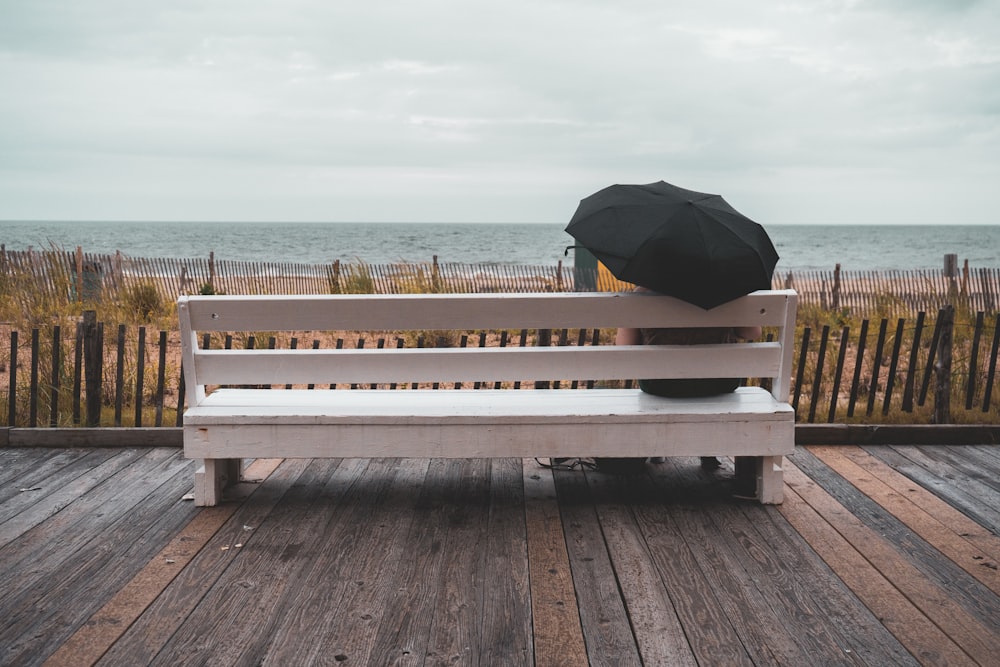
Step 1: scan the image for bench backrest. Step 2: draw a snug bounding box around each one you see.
[178,290,798,406]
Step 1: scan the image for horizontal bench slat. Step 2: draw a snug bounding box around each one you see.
[192,343,783,385]
[181,291,796,332]
[185,387,793,423]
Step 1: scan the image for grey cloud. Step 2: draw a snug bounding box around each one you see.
[1,0,998,223]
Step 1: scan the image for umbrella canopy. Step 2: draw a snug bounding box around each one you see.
[566,180,779,308]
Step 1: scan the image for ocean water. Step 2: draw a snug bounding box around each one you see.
[2,220,998,272]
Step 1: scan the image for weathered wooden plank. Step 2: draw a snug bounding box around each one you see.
[423,459,493,666]
[360,459,480,665]
[5,427,182,448]
[794,448,1000,641]
[6,457,196,666]
[0,448,93,506]
[850,446,1000,560]
[522,460,588,667]
[781,459,991,664]
[913,444,1000,505]
[477,458,533,665]
[629,467,755,666]
[0,448,123,537]
[809,445,1000,595]
[148,457,355,666]
[262,458,434,666]
[728,469,920,666]
[579,470,697,666]
[868,445,1000,533]
[41,471,268,667]
[655,459,822,665]
[898,444,1000,515]
[671,457,897,665]
[795,424,1000,446]
[97,458,311,665]
[970,442,1000,468]
[552,470,642,665]
[0,448,148,548]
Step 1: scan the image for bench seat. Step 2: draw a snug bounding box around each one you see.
[184,387,793,458]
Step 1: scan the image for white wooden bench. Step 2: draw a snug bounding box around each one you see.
[178,290,798,506]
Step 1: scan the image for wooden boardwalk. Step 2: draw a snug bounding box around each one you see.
[2,444,999,666]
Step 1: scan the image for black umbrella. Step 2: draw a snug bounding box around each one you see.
[565,180,779,308]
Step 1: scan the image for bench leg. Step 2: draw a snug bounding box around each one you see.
[755,455,785,504]
[194,458,242,507]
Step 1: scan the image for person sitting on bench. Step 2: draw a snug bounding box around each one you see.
[600,287,762,477]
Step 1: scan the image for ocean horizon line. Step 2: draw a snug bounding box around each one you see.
[3,219,999,226]
[4,220,999,271]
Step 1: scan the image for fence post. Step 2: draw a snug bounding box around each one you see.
[50,325,61,427]
[981,267,996,313]
[83,310,102,427]
[135,326,146,426]
[30,329,39,427]
[535,329,552,389]
[8,330,17,426]
[933,304,954,424]
[792,327,810,416]
[73,322,83,425]
[75,246,84,303]
[966,311,984,410]
[207,251,216,294]
[832,264,841,311]
[329,260,341,294]
[944,254,959,309]
[808,325,829,423]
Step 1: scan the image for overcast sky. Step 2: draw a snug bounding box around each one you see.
[1,0,998,225]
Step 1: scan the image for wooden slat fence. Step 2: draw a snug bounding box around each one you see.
[778,265,1000,314]
[3,246,998,315]
[2,310,998,429]
[790,307,1000,424]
